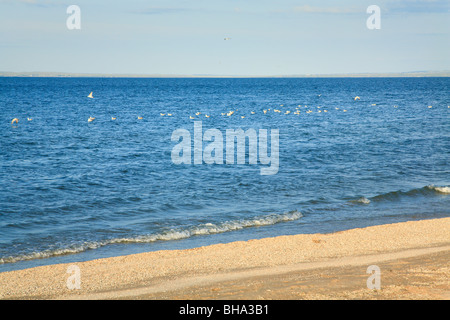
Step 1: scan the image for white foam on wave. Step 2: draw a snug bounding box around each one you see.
[1,210,303,264]
[0,242,104,264]
[350,197,371,205]
[120,210,303,243]
[427,185,450,194]
[192,210,303,235]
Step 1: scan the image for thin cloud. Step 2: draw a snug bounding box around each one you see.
[132,7,190,15]
[0,0,66,8]
[385,0,449,13]
[293,5,361,14]
[291,1,449,16]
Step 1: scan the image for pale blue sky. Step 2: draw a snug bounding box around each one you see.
[0,0,449,75]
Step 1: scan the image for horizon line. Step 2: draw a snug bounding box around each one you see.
[1,70,449,78]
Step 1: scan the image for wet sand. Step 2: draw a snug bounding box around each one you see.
[0,217,449,300]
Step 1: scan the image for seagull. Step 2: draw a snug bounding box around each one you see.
[190,116,195,119]
[354,96,360,101]
[87,92,93,99]
[11,118,19,124]
[138,116,143,120]
[167,113,172,116]
[160,113,165,116]
[196,112,201,116]
[111,117,116,120]
[205,115,210,118]
[428,106,432,108]
[27,117,32,121]
[88,116,95,122]
[224,37,231,40]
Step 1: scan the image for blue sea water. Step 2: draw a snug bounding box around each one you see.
[0,77,449,273]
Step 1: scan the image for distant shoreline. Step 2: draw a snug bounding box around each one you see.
[1,71,449,78]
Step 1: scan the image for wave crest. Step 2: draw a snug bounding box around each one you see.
[427,185,450,194]
[347,184,448,206]
[350,197,371,205]
[114,210,303,243]
[370,185,450,202]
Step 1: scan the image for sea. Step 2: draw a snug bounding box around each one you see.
[0,77,449,273]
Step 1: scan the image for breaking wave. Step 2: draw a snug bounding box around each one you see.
[370,185,450,202]
[349,197,371,205]
[347,185,448,205]
[430,186,450,194]
[0,210,302,264]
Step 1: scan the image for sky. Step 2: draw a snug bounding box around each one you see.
[0,0,449,76]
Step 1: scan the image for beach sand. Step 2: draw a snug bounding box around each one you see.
[0,217,449,300]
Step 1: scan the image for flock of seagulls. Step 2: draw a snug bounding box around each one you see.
[184,99,447,120]
[9,93,448,125]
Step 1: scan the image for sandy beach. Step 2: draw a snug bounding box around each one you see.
[0,217,449,300]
